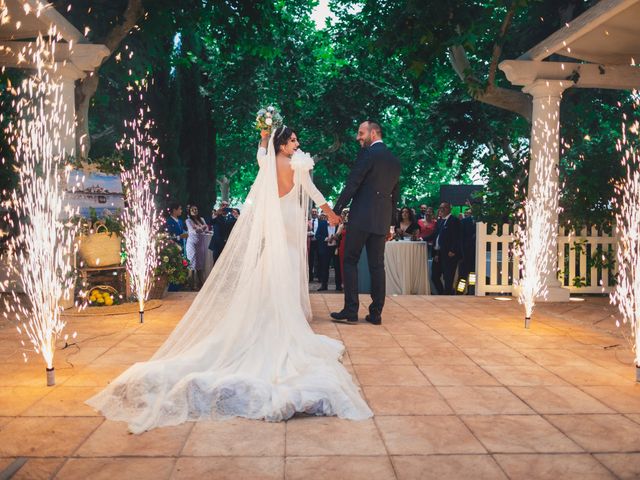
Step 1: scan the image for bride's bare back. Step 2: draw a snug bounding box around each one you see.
[276,154,295,197]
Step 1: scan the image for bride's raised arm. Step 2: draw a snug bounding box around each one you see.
[257,130,270,167]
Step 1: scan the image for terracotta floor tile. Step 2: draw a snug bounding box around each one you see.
[182,418,285,456]
[353,365,429,386]
[418,365,499,386]
[22,386,101,416]
[461,348,535,367]
[594,453,640,480]
[363,386,453,415]
[375,415,485,455]
[391,334,451,348]
[0,387,49,416]
[285,456,395,480]
[0,417,102,456]
[76,420,192,457]
[7,458,65,480]
[62,365,129,387]
[393,455,507,480]
[286,417,386,456]
[582,385,640,413]
[56,458,175,480]
[519,348,595,366]
[545,414,640,452]
[340,334,400,348]
[511,386,613,414]
[348,347,413,365]
[494,454,616,479]
[482,365,568,386]
[462,415,582,453]
[172,457,284,480]
[437,386,533,414]
[545,364,632,386]
[404,347,475,366]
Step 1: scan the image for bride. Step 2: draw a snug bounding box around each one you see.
[86,125,373,433]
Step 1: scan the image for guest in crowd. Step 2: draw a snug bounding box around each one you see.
[166,203,188,251]
[395,206,420,240]
[165,202,188,291]
[231,208,240,219]
[326,218,342,291]
[308,208,320,281]
[208,201,236,265]
[335,209,349,291]
[185,205,208,291]
[418,206,437,254]
[417,204,428,220]
[315,213,330,291]
[460,207,476,286]
[428,202,461,295]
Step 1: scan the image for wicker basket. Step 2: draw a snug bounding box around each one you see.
[87,284,119,307]
[78,224,122,267]
[148,275,169,299]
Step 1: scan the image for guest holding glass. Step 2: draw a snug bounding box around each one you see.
[186,205,208,291]
[418,206,437,254]
[395,206,420,240]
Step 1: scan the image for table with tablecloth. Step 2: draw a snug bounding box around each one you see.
[384,240,430,295]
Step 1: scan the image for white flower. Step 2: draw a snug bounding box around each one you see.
[267,106,275,113]
[265,118,273,125]
[266,112,272,118]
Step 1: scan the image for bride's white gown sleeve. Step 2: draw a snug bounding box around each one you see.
[86,133,372,433]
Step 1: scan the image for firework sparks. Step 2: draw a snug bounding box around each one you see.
[515,100,561,328]
[2,30,79,385]
[611,91,640,374]
[117,82,162,323]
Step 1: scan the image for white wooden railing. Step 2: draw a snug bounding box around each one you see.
[475,223,618,296]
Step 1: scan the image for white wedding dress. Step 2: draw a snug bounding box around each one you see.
[86,133,372,433]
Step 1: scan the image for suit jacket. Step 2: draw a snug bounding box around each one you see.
[461,216,476,252]
[430,215,462,258]
[208,213,236,252]
[315,220,329,254]
[166,216,186,250]
[333,142,401,236]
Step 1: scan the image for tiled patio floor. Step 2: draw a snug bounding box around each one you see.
[1,293,639,479]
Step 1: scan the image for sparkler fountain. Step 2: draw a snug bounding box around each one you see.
[515,81,565,328]
[611,93,640,381]
[117,83,162,324]
[2,30,79,386]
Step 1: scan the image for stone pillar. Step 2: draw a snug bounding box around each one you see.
[522,79,570,302]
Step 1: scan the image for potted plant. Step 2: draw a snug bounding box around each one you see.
[149,235,190,299]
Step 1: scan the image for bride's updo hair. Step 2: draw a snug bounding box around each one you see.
[273,126,296,153]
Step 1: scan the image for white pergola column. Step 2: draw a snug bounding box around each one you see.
[522,79,570,302]
[45,63,84,160]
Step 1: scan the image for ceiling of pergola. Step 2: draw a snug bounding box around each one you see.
[520,0,640,66]
[0,0,82,43]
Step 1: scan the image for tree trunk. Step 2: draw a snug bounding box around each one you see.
[217,176,231,202]
[74,0,144,160]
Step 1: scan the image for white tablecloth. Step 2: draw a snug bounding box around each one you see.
[385,240,430,295]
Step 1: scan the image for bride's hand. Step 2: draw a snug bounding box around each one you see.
[260,129,270,139]
[327,212,341,227]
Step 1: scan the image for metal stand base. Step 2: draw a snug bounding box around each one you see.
[139,311,144,324]
[524,317,531,329]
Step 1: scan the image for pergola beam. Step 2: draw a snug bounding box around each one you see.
[520,0,640,61]
[500,60,640,90]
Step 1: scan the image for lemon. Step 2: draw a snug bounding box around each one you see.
[96,297,105,304]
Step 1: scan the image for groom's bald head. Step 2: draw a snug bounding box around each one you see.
[357,120,383,148]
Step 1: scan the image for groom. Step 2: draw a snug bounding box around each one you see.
[331,121,400,325]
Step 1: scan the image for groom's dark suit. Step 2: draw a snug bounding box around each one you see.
[333,141,401,320]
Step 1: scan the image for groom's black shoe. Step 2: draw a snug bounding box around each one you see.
[331,311,358,324]
[365,314,382,325]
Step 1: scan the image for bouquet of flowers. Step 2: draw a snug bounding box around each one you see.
[154,234,190,284]
[255,105,283,133]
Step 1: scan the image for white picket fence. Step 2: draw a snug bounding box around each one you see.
[475,223,618,296]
